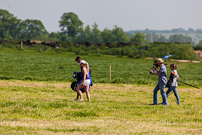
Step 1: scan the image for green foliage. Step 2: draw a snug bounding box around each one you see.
[169,34,192,43]
[20,19,48,39]
[130,32,147,45]
[111,25,129,42]
[194,45,202,50]
[0,9,21,40]
[101,28,113,43]
[91,22,101,43]
[59,12,83,38]
[0,40,199,61]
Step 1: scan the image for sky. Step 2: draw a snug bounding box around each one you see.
[0,0,202,33]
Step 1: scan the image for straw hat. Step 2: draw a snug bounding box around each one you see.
[156,58,164,64]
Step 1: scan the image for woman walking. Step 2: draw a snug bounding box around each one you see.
[75,60,91,101]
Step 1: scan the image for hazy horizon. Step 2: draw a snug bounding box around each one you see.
[1,0,202,33]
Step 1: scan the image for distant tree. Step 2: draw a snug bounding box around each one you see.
[169,34,192,43]
[74,27,85,42]
[195,29,202,34]
[158,34,168,42]
[130,32,147,45]
[20,19,47,39]
[59,12,83,38]
[59,33,69,41]
[91,22,101,43]
[152,33,159,42]
[198,40,202,46]
[0,9,21,39]
[194,40,202,50]
[101,28,113,43]
[75,25,92,42]
[49,32,60,39]
[111,25,129,42]
[188,28,195,32]
[84,25,92,42]
[146,34,152,43]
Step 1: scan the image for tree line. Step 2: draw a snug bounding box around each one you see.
[0,9,202,48]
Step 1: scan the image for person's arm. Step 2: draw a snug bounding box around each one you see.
[83,67,87,84]
[177,75,180,79]
[152,68,159,77]
[171,70,177,76]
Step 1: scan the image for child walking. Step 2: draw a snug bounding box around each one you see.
[166,63,180,105]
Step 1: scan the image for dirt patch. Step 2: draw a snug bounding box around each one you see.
[146,58,200,63]
[170,59,200,63]
[194,50,202,59]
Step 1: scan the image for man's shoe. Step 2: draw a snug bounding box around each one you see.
[149,103,158,105]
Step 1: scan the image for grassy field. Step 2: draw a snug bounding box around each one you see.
[0,48,201,134]
[0,48,202,86]
[0,80,201,134]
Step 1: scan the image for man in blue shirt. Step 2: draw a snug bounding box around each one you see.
[152,58,168,106]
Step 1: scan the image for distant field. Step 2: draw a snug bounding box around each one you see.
[0,48,202,87]
[0,80,201,134]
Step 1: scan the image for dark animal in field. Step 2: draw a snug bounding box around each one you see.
[0,40,8,44]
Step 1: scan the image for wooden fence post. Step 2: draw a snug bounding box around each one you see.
[20,41,23,49]
[110,65,111,80]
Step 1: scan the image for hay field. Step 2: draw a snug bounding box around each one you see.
[0,80,201,134]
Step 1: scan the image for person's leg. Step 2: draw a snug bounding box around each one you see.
[166,86,173,97]
[173,87,180,105]
[84,85,90,101]
[160,83,168,106]
[76,83,84,101]
[153,83,159,105]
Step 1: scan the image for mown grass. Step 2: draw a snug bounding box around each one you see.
[0,48,202,87]
[0,80,201,134]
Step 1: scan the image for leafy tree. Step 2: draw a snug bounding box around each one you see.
[0,9,21,39]
[84,25,92,42]
[91,22,101,43]
[101,28,113,43]
[20,19,47,39]
[74,27,85,42]
[130,32,146,45]
[59,12,83,38]
[74,25,92,43]
[111,25,129,42]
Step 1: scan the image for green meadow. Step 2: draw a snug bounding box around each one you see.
[0,48,201,134]
[0,48,202,86]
